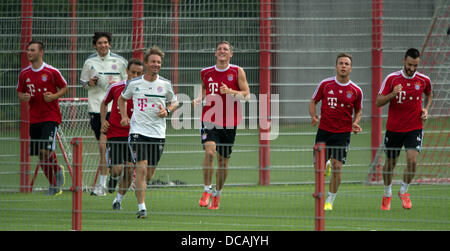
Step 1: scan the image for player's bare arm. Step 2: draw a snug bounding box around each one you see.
[17,92,31,102]
[376,84,402,107]
[100,100,110,133]
[309,99,319,126]
[352,109,362,134]
[157,100,179,118]
[193,80,206,106]
[219,67,250,101]
[118,95,130,127]
[43,86,68,103]
[88,76,98,87]
[421,91,433,121]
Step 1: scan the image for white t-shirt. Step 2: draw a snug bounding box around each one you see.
[121,75,177,139]
[80,51,128,113]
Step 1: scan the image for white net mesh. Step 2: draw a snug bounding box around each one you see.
[58,98,99,189]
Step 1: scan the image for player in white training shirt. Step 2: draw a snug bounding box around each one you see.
[80,32,128,196]
[119,46,178,219]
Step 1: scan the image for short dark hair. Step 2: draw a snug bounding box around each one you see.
[93,31,112,45]
[127,58,144,70]
[404,48,420,59]
[336,52,352,65]
[28,40,45,51]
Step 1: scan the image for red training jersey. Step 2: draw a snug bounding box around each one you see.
[17,63,67,125]
[379,70,432,132]
[201,64,242,127]
[103,80,133,138]
[312,76,363,133]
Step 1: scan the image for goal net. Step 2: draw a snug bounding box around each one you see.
[416,0,449,183]
[58,98,99,190]
[369,0,449,184]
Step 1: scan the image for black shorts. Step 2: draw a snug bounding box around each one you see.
[384,129,423,159]
[314,128,351,164]
[129,133,165,166]
[89,112,110,140]
[107,137,134,166]
[29,121,59,156]
[201,122,237,158]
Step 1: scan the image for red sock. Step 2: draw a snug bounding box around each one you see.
[40,152,59,186]
[48,151,60,172]
[39,160,54,186]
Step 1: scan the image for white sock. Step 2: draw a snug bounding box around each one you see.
[115,193,124,203]
[384,184,392,197]
[204,185,212,193]
[138,203,146,211]
[400,181,409,194]
[99,175,107,187]
[326,192,337,205]
[213,189,221,197]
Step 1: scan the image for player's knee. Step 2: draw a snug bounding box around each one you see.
[205,148,216,159]
[406,150,418,164]
[111,165,122,177]
[331,159,342,170]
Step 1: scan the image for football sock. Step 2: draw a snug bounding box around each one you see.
[99,175,107,188]
[115,193,124,203]
[384,184,392,197]
[138,203,146,211]
[40,153,58,186]
[40,163,54,186]
[399,181,409,194]
[204,185,212,193]
[326,192,337,205]
[213,189,222,197]
[48,151,60,172]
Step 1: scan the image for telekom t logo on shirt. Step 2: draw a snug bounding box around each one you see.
[27,84,36,96]
[137,98,148,111]
[209,83,218,95]
[327,97,337,108]
[396,91,407,104]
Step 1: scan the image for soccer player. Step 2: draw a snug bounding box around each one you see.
[193,41,250,210]
[377,48,433,210]
[17,40,68,196]
[309,53,363,211]
[100,59,144,209]
[118,46,178,218]
[80,31,128,196]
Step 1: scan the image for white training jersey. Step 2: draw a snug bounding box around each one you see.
[80,50,128,113]
[121,75,177,139]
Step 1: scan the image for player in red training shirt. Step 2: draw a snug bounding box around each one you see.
[17,40,68,196]
[193,41,250,210]
[377,48,432,211]
[309,53,363,211]
[100,59,144,210]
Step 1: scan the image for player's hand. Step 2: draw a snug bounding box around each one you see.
[101,120,110,133]
[352,123,362,134]
[421,108,428,121]
[219,82,230,95]
[157,104,168,118]
[88,76,98,86]
[192,97,202,106]
[311,115,319,126]
[392,84,402,95]
[19,93,31,102]
[43,92,56,102]
[120,117,130,127]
